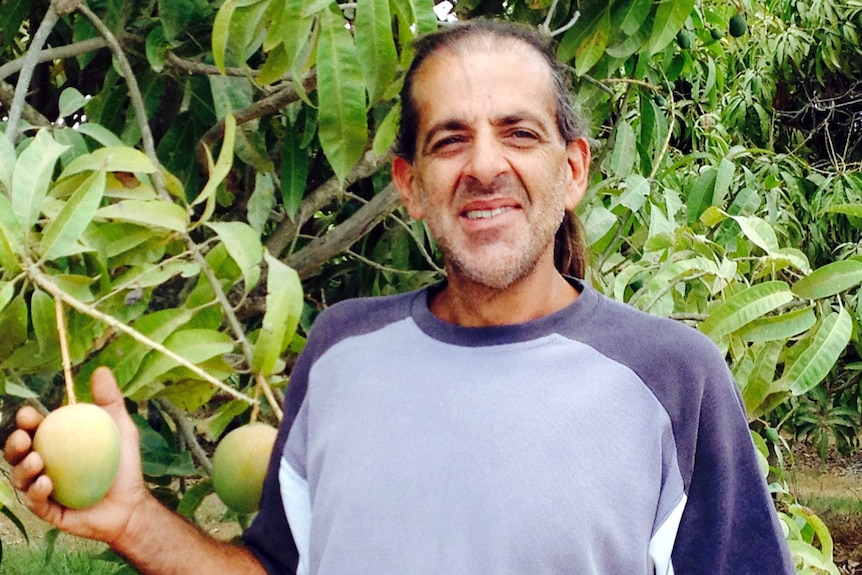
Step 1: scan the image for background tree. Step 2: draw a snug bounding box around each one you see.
[1,0,860,572]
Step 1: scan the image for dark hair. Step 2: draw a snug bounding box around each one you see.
[394,20,589,279]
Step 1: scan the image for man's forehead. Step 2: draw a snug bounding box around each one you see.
[410,39,557,120]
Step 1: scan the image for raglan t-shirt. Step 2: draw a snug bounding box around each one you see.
[243,279,795,574]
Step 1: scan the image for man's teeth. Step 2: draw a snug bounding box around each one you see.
[464,207,511,220]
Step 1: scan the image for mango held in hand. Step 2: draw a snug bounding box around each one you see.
[33,403,122,509]
[211,423,278,514]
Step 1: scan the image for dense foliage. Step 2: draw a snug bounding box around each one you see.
[1,0,860,572]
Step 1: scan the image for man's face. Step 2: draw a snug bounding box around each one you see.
[392,40,590,290]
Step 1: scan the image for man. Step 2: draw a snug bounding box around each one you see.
[5,19,794,575]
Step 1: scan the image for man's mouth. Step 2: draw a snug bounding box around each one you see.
[463,206,514,220]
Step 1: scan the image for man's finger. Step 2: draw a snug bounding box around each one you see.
[10,451,44,492]
[3,428,34,466]
[14,405,45,433]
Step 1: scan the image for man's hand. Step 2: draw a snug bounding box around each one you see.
[4,367,149,546]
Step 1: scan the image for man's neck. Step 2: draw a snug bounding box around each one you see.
[429,265,579,328]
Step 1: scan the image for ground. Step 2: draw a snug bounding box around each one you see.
[788,443,862,574]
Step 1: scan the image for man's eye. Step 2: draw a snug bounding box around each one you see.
[511,129,537,140]
[432,136,464,150]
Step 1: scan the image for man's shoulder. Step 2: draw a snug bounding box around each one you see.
[307,287,424,348]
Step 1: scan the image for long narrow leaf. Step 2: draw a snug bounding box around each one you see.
[251,252,303,376]
[11,130,69,229]
[317,7,369,181]
[792,260,862,300]
[206,221,263,293]
[355,0,397,104]
[699,281,794,340]
[96,200,189,232]
[40,168,107,259]
[786,308,853,395]
[646,0,696,56]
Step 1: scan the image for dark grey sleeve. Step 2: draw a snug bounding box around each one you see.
[669,356,795,574]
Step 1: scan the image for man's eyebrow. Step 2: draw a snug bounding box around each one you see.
[493,112,552,133]
[422,118,470,152]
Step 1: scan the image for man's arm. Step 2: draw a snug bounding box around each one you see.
[4,367,265,575]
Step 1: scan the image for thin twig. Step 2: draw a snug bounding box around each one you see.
[28,264,257,405]
[551,11,581,37]
[255,372,283,421]
[54,297,76,404]
[76,2,167,198]
[0,37,110,82]
[0,80,51,127]
[5,5,60,142]
[156,398,213,475]
[650,89,677,181]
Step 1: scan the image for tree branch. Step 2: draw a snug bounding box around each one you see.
[196,71,318,168]
[165,52,258,79]
[285,184,402,279]
[266,149,393,257]
[0,80,51,126]
[5,3,61,142]
[156,398,214,476]
[75,2,167,197]
[0,37,110,83]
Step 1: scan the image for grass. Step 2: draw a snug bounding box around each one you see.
[0,541,134,575]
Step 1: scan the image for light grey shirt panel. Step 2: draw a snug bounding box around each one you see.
[284,317,685,575]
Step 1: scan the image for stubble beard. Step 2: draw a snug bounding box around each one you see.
[421,178,567,291]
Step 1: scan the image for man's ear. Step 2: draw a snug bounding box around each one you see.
[564,137,591,210]
[392,156,425,219]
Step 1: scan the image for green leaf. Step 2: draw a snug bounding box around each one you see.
[58,147,156,180]
[251,252,303,376]
[0,281,15,314]
[58,87,88,118]
[0,505,29,544]
[574,9,611,76]
[713,157,735,207]
[699,281,795,340]
[126,329,236,398]
[686,168,716,224]
[786,308,853,395]
[96,200,189,232]
[177,479,214,519]
[792,260,862,300]
[615,0,652,35]
[646,0,696,55]
[206,221,263,293]
[40,168,106,259]
[742,341,783,415]
[355,0,398,104]
[822,203,862,218]
[737,306,817,343]
[0,293,28,359]
[12,130,70,229]
[280,127,309,220]
[372,102,400,157]
[134,414,197,477]
[270,0,314,74]
[212,0,235,73]
[301,0,335,17]
[192,114,236,219]
[606,119,636,178]
[317,7,369,181]
[158,0,211,43]
[730,215,780,255]
[156,379,216,412]
[0,194,22,272]
[74,122,127,148]
[146,26,171,73]
[0,134,14,193]
[30,289,57,357]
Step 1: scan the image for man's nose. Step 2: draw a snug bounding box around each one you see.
[463,133,510,186]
